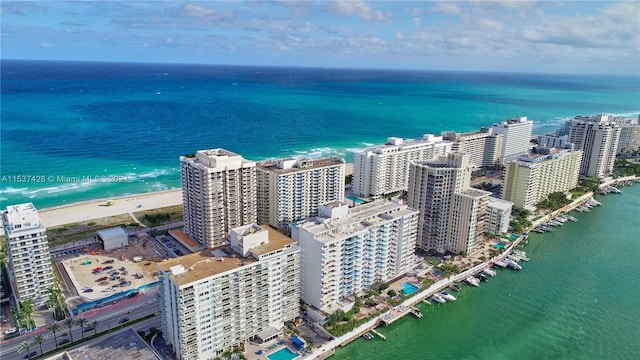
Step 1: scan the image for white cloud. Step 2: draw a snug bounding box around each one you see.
[182,3,233,21]
[430,2,462,15]
[329,0,385,21]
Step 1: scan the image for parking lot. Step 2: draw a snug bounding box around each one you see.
[61,254,158,301]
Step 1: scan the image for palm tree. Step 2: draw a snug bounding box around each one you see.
[64,318,75,342]
[76,318,87,339]
[49,323,60,349]
[20,299,35,330]
[18,339,33,359]
[92,320,98,336]
[33,335,44,356]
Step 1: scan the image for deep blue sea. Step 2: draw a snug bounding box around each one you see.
[1,60,639,209]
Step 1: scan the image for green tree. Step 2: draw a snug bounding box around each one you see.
[18,339,33,359]
[33,335,44,356]
[65,318,75,343]
[76,318,87,339]
[19,299,34,330]
[49,323,60,348]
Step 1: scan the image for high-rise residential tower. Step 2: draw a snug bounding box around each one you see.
[256,157,345,233]
[290,200,419,313]
[502,148,582,209]
[441,127,503,168]
[566,114,621,177]
[2,203,55,311]
[181,149,257,248]
[492,116,534,164]
[407,153,486,254]
[158,224,300,360]
[352,134,452,198]
[613,117,640,156]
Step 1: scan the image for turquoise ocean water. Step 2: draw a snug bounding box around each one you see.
[334,186,640,360]
[1,60,638,209]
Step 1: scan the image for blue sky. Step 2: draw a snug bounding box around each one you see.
[1,1,638,74]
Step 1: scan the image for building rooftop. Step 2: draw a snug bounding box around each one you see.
[458,188,492,198]
[487,197,514,210]
[46,328,159,360]
[158,226,295,286]
[2,202,44,234]
[296,200,418,242]
[97,227,127,240]
[356,134,451,155]
[257,157,345,174]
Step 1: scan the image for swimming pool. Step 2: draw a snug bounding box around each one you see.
[494,243,505,249]
[346,196,365,204]
[509,234,520,241]
[267,347,299,360]
[402,282,419,295]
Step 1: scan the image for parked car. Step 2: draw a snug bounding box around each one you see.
[82,288,94,293]
[103,266,113,271]
[58,339,70,346]
[96,276,108,282]
[4,327,17,335]
[1,315,8,323]
[23,351,37,359]
[102,259,115,264]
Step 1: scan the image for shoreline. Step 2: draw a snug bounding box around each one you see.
[307,182,640,359]
[36,189,183,229]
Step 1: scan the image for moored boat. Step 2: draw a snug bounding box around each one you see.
[363,332,374,340]
[431,293,447,303]
[507,260,522,270]
[465,276,480,286]
[439,290,457,301]
[482,268,497,277]
[449,283,461,292]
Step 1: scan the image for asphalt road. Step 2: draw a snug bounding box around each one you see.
[1,291,161,360]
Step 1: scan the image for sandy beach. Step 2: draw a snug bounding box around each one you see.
[37,189,183,228]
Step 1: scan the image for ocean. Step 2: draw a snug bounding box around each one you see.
[334,186,640,360]
[1,60,638,209]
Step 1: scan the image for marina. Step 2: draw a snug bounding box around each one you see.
[333,185,639,360]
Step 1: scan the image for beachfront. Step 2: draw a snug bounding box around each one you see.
[36,189,183,228]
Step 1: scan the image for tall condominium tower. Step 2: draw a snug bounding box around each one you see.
[441,127,503,168]
[566,115,621,177]
[290,200,419,313]
[449,189,492,255]
[407,153,477,254]
[181,149,257,248]
[256,157,345,233]
[502,148,582,209]
[352,134,452,197]
[158,224,300,360]
[2,203,54,311]
[492,116,534,164]
[613,117,640,156]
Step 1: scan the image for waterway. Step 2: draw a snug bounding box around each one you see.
[333,185,640,360]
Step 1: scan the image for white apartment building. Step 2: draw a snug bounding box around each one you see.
[158,224,300,360]
[352,134,452,197]
[290,200,419,313]
[502,148,583,209]
[441,127,503,168]
[1,203,54,311]
[448,189,492,255]
[486,197,513,235]
[613,117,640,155]
[407,153,473,254]
[538,133,570,149]
[492,116,534,164]
[256,157,345,233]
[566,114,621,177]
[181,149,257,248]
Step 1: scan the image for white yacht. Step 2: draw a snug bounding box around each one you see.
[439,290,457,301]
[465,276,480,287]
[507,260,522,270]
[482,268,497,277]
[431,293,447,303]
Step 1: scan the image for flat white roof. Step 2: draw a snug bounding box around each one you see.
[97,227,127,240]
